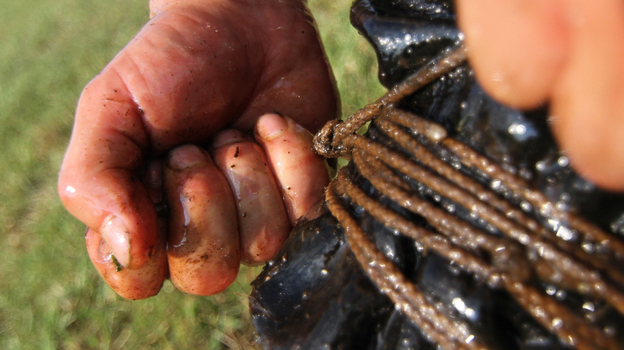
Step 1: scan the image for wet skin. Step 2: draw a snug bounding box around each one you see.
[58,0,336,299]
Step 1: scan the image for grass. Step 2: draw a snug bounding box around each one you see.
[0,0,383,348]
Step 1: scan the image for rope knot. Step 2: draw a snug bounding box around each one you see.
[313,119,345,158]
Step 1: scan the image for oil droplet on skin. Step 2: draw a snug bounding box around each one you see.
[174,195,190,249]
[181,195,191,227]
[174,235,187,249]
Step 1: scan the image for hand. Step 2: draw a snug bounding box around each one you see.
[456,0,624,190]
[58,0,338,299]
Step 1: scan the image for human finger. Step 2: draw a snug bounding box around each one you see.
[85,159,169,300]
[58,72,157,269]
[210,129,291,265]
[58,3,261,270]
[164,145,240,296]
[550,0,624,190]
[60,0,338,280]
[456,0,570,109]
[255,113,331,223]
[85,225,168,300]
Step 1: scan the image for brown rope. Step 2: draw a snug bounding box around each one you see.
[387,107,624,286]
[329,176,487,350]
[373,116,624,310]
[313,45,467,158]
[317,46,623,350]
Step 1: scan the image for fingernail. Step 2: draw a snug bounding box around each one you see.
[212,129,245,148]
[168,145,206,170]
[256,113,288,140]
[100,216,131,268]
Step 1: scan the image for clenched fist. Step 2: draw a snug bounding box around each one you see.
[58,0,338,299]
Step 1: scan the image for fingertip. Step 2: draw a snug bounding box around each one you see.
[86,228,167,300]
[58,165,159,270]
[167,144,209,170]
[552,100,624,192]
[457,0,569,109]
[211,132,291,265]
[255,113,289,141]
[255,114,329,223]
[164,144,241,296]
[100,216,131,268]
[242,225,289,265]
[548,0,624,191]
[557,139,624,192]
[212,129,247,149]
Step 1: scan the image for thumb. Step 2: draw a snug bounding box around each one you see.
[58,71,156,269]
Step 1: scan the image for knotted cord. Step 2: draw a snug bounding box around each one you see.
[314,45,623,350]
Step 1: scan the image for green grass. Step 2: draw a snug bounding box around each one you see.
[0,0,383,348]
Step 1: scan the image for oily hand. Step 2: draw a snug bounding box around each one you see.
[58,0,337,299]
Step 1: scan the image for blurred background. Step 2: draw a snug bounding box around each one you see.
[0,0,383,348]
